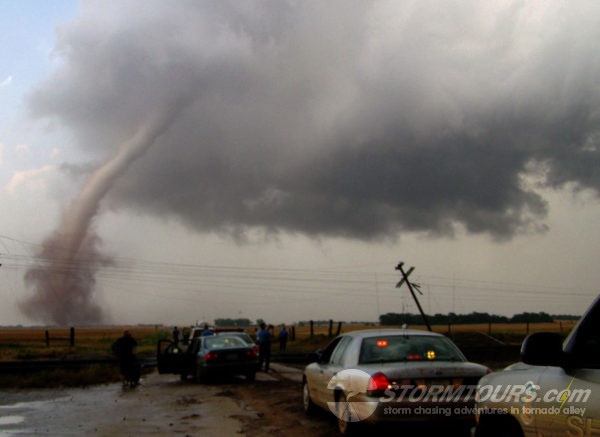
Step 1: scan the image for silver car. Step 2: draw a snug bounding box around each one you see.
[302,329,490,435]
[475,294,600,437]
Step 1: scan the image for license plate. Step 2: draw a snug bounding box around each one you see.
[428,380,450,388]
[226,353,238,361]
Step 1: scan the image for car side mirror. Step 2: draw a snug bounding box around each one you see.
[521,332,565,367]
[315,349,324,363]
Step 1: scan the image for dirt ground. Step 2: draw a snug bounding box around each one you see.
[0,367,475,436]
[228,371,338,437]
[0,368,337,437]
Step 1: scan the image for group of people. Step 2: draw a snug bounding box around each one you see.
[172,324,214,344]
[170,322,290,373]
[113,322,290,384]
[256,323,289,372]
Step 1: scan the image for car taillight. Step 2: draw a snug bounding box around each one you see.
[367,372,391,394]
[452,378,463,390]
[205,352,218,360]
[246,349,257,357]
[253,345,259,355]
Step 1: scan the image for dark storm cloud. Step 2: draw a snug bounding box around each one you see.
[30,0,600,240]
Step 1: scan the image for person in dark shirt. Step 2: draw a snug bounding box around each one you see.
[256,323,274,372]
[201,324,214,336]
[278,325,288,352]
[112,330,138,385]
[172,326,180,344]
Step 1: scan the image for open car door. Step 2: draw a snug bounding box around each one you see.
[157,340,186,374]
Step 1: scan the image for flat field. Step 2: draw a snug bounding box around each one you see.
[0,326,168,361]
[0,320,578,362]
[0,321,578,386]
[289,319,577,338]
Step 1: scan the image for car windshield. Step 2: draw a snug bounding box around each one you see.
[204,336,247,349]
[359,335,464,364]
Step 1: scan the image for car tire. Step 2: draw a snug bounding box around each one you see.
[302,379,317,415]
[246,371,256,382]
[180,373,187,381]
[336,393,360,436]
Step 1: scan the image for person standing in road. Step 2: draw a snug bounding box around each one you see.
[256,323,274,372]
[172,326,180,344]
[278,325,288,352]
[112,330,138,386]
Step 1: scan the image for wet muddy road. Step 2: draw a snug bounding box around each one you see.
[0,369,336,437]
[0,367,472,436]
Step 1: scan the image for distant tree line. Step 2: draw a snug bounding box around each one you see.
[550,314,580,321]
[379,311,574,326]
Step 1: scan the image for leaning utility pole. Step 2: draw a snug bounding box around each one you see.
[395,262,432,331]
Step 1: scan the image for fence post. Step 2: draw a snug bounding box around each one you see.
[336,321,342,336]
[310,320,314,338]
[291,326,296,341]
[70,327,75,347]
[328,319,333,337]
[45,330,50,347]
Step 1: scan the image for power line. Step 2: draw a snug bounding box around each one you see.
[1,234,597,314]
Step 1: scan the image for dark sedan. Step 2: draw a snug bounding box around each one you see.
[157,333,258,381]
[197,335,258,381]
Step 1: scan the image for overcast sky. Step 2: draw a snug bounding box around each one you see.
[1,1,599,326]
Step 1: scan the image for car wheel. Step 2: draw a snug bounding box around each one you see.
[336,393,359,436]
[302,379,317,415]
[180,373,187,381]
[246,371,256,382]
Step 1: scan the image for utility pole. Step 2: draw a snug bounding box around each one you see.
[395,262,432,332]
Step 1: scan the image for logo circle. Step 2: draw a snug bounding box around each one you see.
[326,369,379,422]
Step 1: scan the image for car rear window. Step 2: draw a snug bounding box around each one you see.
[231,333,253,344]
[204,336,247,349]
[359,335,464,364]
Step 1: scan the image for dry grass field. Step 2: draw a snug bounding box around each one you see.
[0,321,579,386]
[290,319,578,337]
[0,326,168,387]
[0,325,168,361]
[0,320,579,362]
